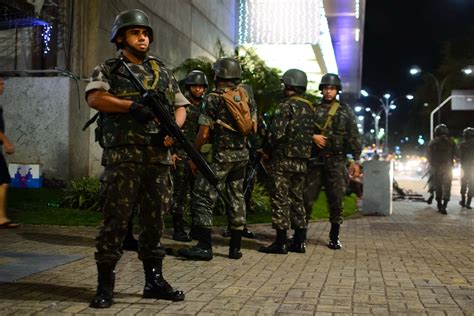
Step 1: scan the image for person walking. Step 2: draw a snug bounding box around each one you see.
[427,124,457,214]
[0,77,19,229]
[459,127,474,209]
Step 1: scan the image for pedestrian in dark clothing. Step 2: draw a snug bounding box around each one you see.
[459,127,474,209]
[426,124,457,214]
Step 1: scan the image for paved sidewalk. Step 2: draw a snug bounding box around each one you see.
[0,195,473,314]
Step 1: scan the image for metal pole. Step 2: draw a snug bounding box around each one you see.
[429,95,474,140]
[374,115,379,150]
[385,107,389,153]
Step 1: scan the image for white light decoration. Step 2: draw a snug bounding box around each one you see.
[238,0,321,45]
[41,24,52,54]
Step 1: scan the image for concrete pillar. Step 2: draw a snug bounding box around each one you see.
[362,160,393,216]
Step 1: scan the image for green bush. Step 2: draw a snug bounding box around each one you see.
[61,177,101,211]
[250,183,271,214]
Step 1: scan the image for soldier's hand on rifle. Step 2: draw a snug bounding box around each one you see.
[257,149,269,160]
[312,134,327,149]
[171,153,181,169]
[163,135,175,148]
[129,102,155,123]
[188,160,198,175]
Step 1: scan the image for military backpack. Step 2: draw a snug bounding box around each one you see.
[211,85,253,136]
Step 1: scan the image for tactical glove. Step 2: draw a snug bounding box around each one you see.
[129,102,155,123]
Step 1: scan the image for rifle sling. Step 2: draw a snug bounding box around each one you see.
[82,112,100,131]
[315,102,340,135]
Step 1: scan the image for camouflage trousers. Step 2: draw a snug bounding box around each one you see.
[95,163,172,263]
[432,164,453,201]
[170,156,195,216]
[269,169,306,230]
[191,160,248,230]
[460,166,473,199]
[303,155,347,225]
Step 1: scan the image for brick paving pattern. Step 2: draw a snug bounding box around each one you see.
[0,184,473,315]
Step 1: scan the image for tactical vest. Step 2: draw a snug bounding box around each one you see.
[460,139,474,166]
[175,94,201,153]
[97,57,175,148]
[429,135,455,165]
[314,100,346,154]
[283,96,314,159]
[211,87,248,150]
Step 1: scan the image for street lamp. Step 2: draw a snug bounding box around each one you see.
[409,65,473,123]
[360,90,413,153]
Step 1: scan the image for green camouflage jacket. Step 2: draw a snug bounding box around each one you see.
[313,100,361,160]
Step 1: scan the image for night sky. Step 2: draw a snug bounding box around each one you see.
[362,0,474,140]
[363,0,474,97]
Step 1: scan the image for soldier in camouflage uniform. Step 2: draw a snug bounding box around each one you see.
[459,127,474,209]
[259,69,315,254]
[178,57,255,261]
[303,73,361,250]
[427,124,457,214]
[85,9,186,308]
[169,70,208,242]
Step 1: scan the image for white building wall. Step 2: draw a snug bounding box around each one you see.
[1,0,237,181]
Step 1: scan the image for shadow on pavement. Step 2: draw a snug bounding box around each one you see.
[18,232,94,247]
[0,282,93,302]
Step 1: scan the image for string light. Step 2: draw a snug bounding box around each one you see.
[41,24,52,54]
[237,0,321,45]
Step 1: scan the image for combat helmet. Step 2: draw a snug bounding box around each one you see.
[463,127,474,139]
[281,69,308,89]
[319,73,342,91]
[434,124,449,137]
[185,70,208,87]
[110,9,153,43]
[213,58,241,80]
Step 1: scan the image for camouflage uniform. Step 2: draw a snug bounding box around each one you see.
[85,54,187,264]
[459,137,474,208]
[427,134,457,213]
[170,93,201,217]
[264,95,315,230]
[191,86,254,230]
[303,100,361,225]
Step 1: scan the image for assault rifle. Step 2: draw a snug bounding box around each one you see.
[243,144,268,196]
[112,58,233,209]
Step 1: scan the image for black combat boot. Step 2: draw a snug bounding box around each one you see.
[426,193,434,205]
[466,196,472,209]
[90,261,116,308]
[122,218,138,251]
[459,195,466,207]
[142,259,185,301]
[440,199,448,214]
[221,225,231,238]
[228,229,243,259]
[288,228,306,253]
[259,229,288,254]
[328,223,342,250]
[172,214,192,242]
[177,227,213,261]
[242,225,256,239]
[436,199,443,213]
